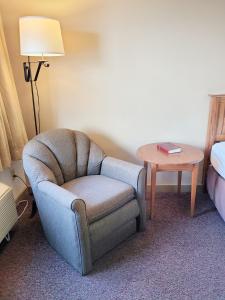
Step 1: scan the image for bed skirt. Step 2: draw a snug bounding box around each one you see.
[207,165,225,222]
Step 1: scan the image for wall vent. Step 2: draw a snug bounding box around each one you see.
[0,182,18,243]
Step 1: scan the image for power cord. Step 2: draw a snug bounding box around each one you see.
[17,200,29,219]
[13,174,29,188]
[13,174,29,219]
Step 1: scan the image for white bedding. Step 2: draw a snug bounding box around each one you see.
[211,142,225,179]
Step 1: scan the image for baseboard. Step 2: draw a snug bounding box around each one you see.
[146,184,203,193]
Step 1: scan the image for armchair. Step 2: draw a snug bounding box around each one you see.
[23,129,146,275]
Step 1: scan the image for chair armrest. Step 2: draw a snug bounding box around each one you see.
[101,156,145,190]
[37,180,92,274]
[38,181,82,211]
[101,156,147,230]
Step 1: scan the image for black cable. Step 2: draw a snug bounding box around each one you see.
[34,80,41,133]
[13,174,29,188]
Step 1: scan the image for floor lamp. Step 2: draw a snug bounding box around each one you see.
[19,16,64,135]
[19,16,64,216]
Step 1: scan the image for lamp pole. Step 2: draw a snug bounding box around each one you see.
[28,56,38,135]
[23,57,49,135]
[23,57,49,217]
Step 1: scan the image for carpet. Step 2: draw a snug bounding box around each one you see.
[0,192,225,300]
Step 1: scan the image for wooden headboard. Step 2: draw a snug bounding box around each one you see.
[203,94,225,183]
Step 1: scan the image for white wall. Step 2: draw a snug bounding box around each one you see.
[1,0,225,185]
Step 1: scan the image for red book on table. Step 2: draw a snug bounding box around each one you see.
[157,143,182,154]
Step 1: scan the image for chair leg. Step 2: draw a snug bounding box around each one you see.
[136,215,140,231]
[30,200,37,218]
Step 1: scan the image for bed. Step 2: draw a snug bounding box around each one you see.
[203,94,225,221]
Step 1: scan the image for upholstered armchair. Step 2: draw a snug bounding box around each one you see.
[23,129,146,275]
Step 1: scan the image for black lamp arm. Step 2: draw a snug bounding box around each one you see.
[23,62,31,82]
[23,60,50,82]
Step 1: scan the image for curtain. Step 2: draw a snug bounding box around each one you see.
[0,16,27,171]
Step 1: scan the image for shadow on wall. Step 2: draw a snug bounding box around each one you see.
[62,30,101,60]
[40,31,101,131]
[85,130,141,164]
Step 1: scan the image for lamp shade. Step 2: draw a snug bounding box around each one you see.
[19,16,64,57]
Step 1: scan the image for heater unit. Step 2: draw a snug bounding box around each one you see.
[0,182,18,243]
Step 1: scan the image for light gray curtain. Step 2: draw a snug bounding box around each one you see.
[0,16,27,171]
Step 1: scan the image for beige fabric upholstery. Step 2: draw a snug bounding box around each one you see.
[62,175,135,223]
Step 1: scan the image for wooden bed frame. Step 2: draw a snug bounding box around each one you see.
[203,94,225,184]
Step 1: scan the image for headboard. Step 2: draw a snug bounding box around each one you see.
[203,94,225,184]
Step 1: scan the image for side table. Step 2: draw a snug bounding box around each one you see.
[137,143,204,219]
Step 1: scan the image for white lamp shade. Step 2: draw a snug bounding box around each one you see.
[19,16,64,57]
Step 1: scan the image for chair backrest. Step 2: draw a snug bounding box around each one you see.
[23,129,105,188]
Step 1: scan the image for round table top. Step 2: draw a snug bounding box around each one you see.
[137,143,204,165]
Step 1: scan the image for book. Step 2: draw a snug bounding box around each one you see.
[157,142,182,154]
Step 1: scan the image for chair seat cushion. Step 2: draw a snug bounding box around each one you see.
[62,175,135,223]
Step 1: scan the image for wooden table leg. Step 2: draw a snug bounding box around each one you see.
[144,161,149,206]
[150,163,157,219]
[191,164,199,217]
[177,171,182,194]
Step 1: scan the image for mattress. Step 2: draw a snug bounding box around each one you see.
[211,142,225,180]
